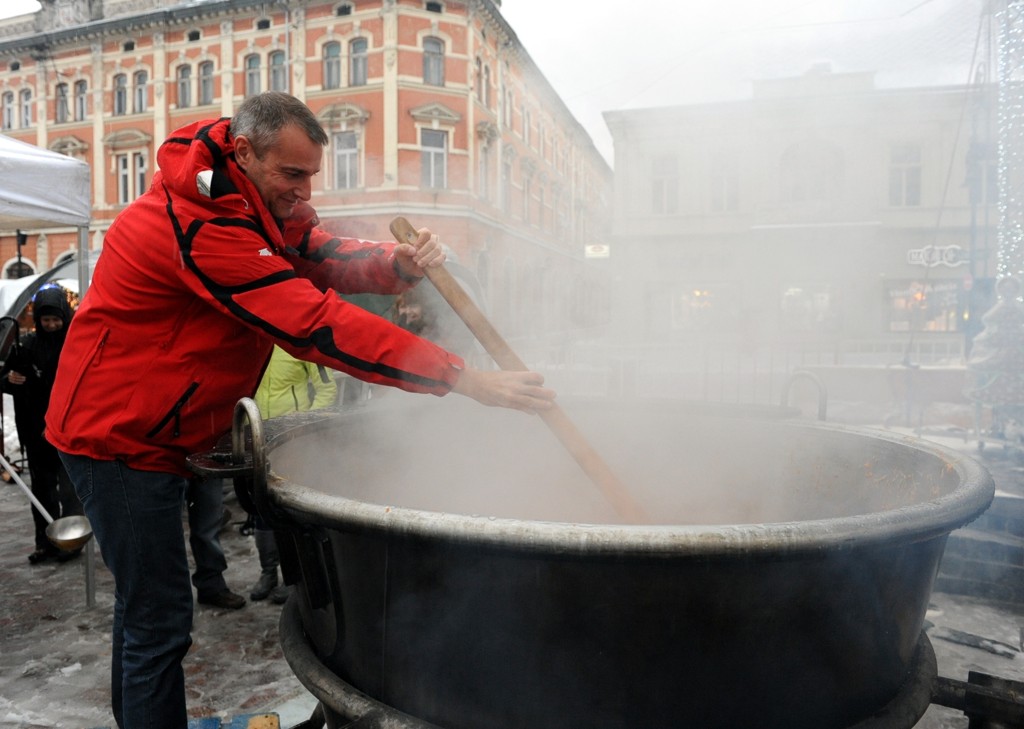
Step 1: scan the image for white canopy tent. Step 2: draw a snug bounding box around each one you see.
[0,133,92,293]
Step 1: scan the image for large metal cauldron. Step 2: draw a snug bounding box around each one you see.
[254,396,993,729]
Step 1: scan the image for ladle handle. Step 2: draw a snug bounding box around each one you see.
[0,449,54,523]
[390,217,644,522]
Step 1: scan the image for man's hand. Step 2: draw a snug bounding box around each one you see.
[451,368,557,414]
[393,227,446,279]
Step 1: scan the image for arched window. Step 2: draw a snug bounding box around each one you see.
[323,42,341,89]
[423,37,444,86]
[245,54,261,97]
[177,65,192,108]
[74,80,88,120]
[132,70,148,114]
[113,74,127,115]
[350,38,367,86]
[199,61,215,105]
[270,51,287,91]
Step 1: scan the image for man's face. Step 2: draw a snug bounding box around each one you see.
[234,123,323,220]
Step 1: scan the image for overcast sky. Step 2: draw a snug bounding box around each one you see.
[0,0,990,164]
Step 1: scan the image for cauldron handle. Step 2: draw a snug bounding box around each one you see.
[390,217,645,523]
[232,397,270,518]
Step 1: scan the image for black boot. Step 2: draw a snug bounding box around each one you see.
[250,528,280,601]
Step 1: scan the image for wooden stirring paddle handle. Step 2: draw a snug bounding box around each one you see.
[390,217,645,522]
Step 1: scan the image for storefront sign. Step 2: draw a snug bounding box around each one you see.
[906,244,966,267]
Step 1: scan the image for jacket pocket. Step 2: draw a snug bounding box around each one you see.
[55,326,110,432]
[145,381,200,439]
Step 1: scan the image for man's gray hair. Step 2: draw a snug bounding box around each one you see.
[230,91,329,157]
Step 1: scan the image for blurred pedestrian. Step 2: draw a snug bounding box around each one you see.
[249,345,338,603]
[187,478,246,610]
[2,284,82,564]
[45,91,555,728]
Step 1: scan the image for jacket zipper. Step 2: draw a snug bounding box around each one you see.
[146,381,200,439]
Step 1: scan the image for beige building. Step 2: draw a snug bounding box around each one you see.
[605,67,998,367]
[0,0,612,339]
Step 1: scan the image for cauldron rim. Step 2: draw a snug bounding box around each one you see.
[263,406,994,558]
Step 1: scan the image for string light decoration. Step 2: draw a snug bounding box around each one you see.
[998,0,1024,278]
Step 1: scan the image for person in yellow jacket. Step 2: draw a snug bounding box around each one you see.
[253,344,338,419]
[249,345,338,602]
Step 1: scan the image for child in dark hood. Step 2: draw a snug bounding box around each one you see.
[2,284,83,563]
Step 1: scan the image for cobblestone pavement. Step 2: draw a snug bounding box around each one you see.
[0,419,1021,729]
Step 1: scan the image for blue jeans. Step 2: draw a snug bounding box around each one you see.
[59,451,193,729]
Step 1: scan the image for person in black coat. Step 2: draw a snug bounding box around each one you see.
[3,284,83,563]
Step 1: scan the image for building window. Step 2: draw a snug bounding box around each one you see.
[117,151,147,205]
[113,74,127,115]
[502,157,512,213]
[475,58,483,103]
[478,144,490,200]
[123,41,135,52]
[333,131,358,189]
[199,61,215,105]
[426,1,443,11]
[710,154,739,212]
[337,4,353,16]
[187,29,201,42]
[523,110,530,146]
[886,279,961,332]
[1,92,12,130]
[652,154,679,215]
[55,83,69,123]
[423,37,444,86]
[9,61,19,72]
[421,128,447,189]
[256,18,271,30]
[177,65,192,108]
[133,70,148,114]
[504,89,512,127]
[781,141,842,203]
[245,54,261,97]
[522,176,531,222]
[270,51,287,92]
[323,42,341,89]
[350,38,367,86]
[780,285,839,334]
[19,89,31,127]
[889,143,921,207]
[484,65,491,108]
[74,80,88,120]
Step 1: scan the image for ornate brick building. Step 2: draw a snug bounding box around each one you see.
[0,0,612,338]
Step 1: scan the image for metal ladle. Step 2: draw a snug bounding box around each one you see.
[0,450,92,550]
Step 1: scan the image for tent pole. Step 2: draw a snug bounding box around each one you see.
[76,226,89,295]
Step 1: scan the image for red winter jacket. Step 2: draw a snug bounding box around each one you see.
[45,117,463,476]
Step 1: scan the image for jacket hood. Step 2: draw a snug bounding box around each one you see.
[156,117,293,248]
[32,285,72,328]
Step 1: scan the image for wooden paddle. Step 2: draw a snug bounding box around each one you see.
[390,217,644,522]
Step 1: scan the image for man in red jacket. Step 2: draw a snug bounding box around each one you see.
[46,91,555,729]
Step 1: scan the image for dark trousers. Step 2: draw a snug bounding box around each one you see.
[59,450,194,729]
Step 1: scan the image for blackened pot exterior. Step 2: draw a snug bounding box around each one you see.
[260,398,994,729]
